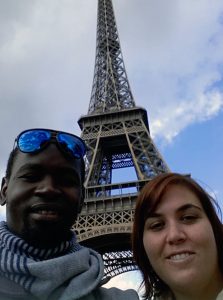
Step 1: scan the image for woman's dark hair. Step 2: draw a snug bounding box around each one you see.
[132,172,223,299]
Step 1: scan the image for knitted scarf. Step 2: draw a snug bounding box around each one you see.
[0,221,104,300]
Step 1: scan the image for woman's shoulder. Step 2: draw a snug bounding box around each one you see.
[216,289,223,300]
[94,286,139,300]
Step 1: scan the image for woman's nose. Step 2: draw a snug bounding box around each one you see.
[166,222,186,245]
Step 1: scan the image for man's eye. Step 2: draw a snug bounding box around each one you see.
[19,173,41,182]
[58,175,80,186]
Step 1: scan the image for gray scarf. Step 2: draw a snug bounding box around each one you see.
[0,221,104,300]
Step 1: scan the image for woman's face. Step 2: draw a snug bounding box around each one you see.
[143,184,222,295]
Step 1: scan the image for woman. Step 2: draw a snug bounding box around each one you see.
[132,173,223,300]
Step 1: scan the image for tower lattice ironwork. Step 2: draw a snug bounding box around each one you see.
[73,0,170,279]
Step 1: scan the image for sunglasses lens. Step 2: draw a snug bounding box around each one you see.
[57,133,86,159]
[18,130,51,153]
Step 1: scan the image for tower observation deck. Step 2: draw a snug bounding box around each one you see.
[73,0,170,279]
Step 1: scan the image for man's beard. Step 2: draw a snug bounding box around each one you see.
[22,217,74,248]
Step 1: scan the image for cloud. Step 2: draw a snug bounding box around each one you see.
[0,0,96,163]
[0,1,222,168]
[114,0,223,143]
[151,90,223,142]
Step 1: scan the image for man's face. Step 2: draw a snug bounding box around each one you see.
[1,144,83,247]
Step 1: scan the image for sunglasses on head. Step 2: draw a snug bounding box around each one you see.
[14,129,86,159]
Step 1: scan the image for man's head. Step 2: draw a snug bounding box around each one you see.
[0,129,86,248]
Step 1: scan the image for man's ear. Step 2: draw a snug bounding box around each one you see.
[78,185,85,214]
[0,177,8,206]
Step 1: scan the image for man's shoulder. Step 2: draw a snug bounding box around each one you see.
[0,276,32,300]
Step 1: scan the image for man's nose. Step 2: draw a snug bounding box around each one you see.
[35,176,61,196]
[166,222,186,245]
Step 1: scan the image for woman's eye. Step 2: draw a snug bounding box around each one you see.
[181,214,198,223]
[147,221,164,231]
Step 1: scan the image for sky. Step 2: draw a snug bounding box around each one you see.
[0,0,223,295]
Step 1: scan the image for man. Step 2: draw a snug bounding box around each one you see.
[0,128,139,300]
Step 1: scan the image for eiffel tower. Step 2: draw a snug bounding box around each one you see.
[74,0,170,279]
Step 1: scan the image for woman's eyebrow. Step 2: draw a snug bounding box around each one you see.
[146,212,162,219]
[146,203,202,219]
[177,203,202,212]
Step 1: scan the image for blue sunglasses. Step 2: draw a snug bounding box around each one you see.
[14,129,86,159]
